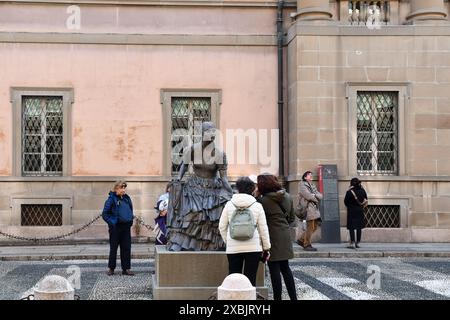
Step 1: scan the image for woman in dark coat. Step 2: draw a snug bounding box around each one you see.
[256,174,297,300]
[102,181,135,276]
[344,177,368,249]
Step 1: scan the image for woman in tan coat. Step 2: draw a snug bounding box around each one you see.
[297,171,323,251]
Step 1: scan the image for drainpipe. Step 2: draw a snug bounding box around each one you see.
[277,0,285,179]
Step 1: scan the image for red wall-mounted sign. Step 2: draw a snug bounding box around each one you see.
[317,165,324,194]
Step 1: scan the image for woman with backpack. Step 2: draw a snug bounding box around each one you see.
[344,177,368,249]
[256,173,297,300]
[219,177,271,286]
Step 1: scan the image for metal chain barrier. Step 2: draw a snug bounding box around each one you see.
[0,214,155,243]
[0,214,102,243]
[133,215,155,231]
[20,294,80,300]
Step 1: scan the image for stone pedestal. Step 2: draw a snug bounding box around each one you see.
[152,245,268,300]
[406,0,448,23]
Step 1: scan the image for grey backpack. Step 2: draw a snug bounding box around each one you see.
[229,201,257,241]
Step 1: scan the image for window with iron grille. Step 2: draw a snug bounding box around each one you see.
[22,96,63,176]
[21,204,63,226]
[364,205,400,228]
[171,97,211,175]
[357,91,398,175]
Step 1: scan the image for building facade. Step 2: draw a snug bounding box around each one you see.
[0,0,449,242]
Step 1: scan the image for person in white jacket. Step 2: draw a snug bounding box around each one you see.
[219,176,271,286]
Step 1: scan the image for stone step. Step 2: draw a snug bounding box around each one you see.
[0,236,152,246]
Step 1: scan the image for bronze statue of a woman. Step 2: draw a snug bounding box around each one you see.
[166,122,233,251]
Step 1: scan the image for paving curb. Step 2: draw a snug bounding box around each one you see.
[0,237,152,247]
[2,251,450,261]
[0,253,153,261]
[293,251,450,258]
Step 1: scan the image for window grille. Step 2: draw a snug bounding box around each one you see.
[364,205,400,228]
[21,204,63,226]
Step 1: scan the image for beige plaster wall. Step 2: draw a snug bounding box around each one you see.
[0,43,278,177]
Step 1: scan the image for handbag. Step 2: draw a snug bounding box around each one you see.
[350,189,368,208]
[295,196,308,220]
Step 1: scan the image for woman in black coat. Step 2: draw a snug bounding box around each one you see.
[344,178,368,249]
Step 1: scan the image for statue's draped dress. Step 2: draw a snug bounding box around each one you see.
[166,151,232,251]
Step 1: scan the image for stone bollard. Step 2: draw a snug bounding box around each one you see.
[34,275,75,300]
[217,273,256,300]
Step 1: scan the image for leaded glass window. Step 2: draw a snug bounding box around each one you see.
[171,97,211,175]
[22,96,63,176]
[357,91,398,175]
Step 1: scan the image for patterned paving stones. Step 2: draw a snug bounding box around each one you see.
[0,258,448,300]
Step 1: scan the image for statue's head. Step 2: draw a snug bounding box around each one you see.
[202,121,216,141]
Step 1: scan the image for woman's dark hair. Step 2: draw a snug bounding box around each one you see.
[350,177,362,187]
[235,177,255,195]
[257,174,282,195]
[302,171,312,181]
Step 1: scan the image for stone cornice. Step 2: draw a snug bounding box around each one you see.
[286,174,450,183]
[0,176,248,182]
[0,0,297,8]
[0,31,277,46]
[286,23,450,45]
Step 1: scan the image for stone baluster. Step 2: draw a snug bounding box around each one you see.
[379,1,386,24]
[360,1,366,24]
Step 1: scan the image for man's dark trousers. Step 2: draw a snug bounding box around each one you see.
[108,221,132,271]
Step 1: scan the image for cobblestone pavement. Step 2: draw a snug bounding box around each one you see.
[1,258,449,300]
